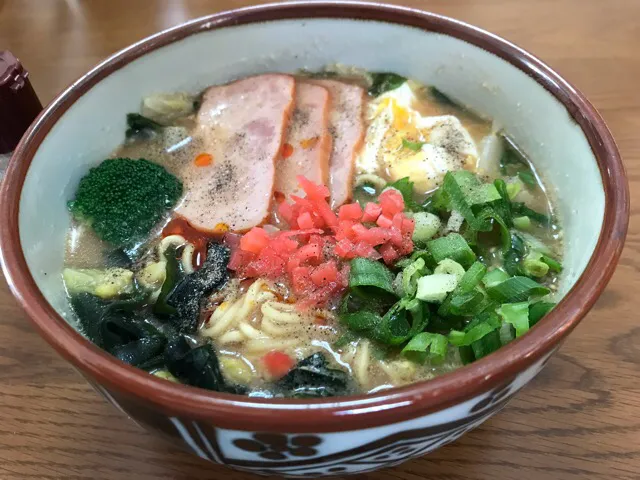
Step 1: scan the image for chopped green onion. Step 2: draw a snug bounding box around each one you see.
[482,268,510,288]
[339,310,382,332]
[402,332,448,363]
[541,254,563,272]
[518,231,553,256]
[434,172,487,231]
[449,290,486,316]
[499,322,515,345]
[493,179,513,226]
[486,276,550,303]
[471,329,502,359]
[416,273,458,303]
[506,179,524,199]
[499,134,528,173]
[434,258,466,282]
[401,258,427,297]
[438,261,487,316]
[412,212,442,243]
[523,251,550,278]
[497,301,530,337]
[448,312,501,346]
[427,233,476,268]
[503,232,525,276]
[402,138,425,151]
[476,206,511,251]
[349,258,396,298]
[377,297,429,345]
[511,202,550,226]
[468,183,502,206]
[457,262,488,293]
[513,216,532,230]
[529,301,555,326]
[518,171,537,187]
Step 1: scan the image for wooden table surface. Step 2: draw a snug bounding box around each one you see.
[1,0,639,478]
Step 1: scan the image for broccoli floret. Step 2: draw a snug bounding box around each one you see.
[68,158,183,247]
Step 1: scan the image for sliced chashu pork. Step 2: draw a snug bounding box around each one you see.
[274,81,332,198]
[176,74,295,232]
[309,79,366,208]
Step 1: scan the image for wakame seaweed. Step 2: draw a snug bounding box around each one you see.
[125,113,162,139]
[156,242,230,333]
[164,336,246,394]
[71,292,166,368]
[275,353,352,398]
[368,72,407,96]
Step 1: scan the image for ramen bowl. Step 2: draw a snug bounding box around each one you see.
[0,2,628,476]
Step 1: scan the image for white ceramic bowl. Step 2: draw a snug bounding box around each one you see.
[0,2,628,476]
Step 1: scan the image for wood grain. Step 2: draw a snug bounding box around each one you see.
[0,0,638,478]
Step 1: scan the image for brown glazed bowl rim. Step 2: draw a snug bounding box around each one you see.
[0,1,629,433]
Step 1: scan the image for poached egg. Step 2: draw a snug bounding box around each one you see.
[356,82,478,192]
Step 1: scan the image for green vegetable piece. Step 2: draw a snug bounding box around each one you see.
[513,216,532,230]
[340,310,382,333]
[499,322,516,345]
[523,251,550,278]
[438,261,487,317]
[434,258,466,282]
[412,212,442,244]
[529,302,554,324]
[492,178,513,226]
[497,301,530,337]
[416,273,459,303]
[511,202,550,226]
[125,113,162,139]
[482,268,510,288]
[503,232,526,276]
[486,276,550,303]
[467,183,502,206]
[506,179,523,200]
[541,254,563,272]
[448,312,501,347]
[386,177,421,212]
[529,301,555,326]
[68,158,183,248]
[153,246,184,317]
[427,233,477,268]
[471,329,502,359]
[518,170,537,187]
[368,72,407,96]
[457,262,488,293]
[402,332,448,363]
[377,297,429,345]
[499,134,528,174]
[63,267,134,299]
[402,138,425,152]
[349,258,396,298]
[402,258,427,297]
[449,290,487,316]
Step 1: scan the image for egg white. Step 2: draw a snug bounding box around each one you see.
[356,82,478,192]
